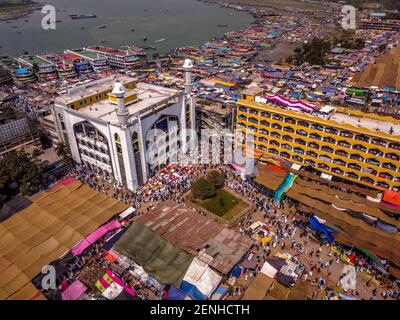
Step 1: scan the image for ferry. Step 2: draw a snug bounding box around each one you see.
[38,53,77,79]
[18,55,58,81]
[68,48,111,73]
[70,14,97,20]
[126,45,147,57]
[0,56,36,83]
[59,51,94,76]
[85,46,141,69]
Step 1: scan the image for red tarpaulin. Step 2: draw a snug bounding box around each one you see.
[383,190,400,206]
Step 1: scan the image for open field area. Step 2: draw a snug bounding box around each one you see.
[199,188,248,219]
[352,45,400,89]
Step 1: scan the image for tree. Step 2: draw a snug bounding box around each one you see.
[55,141,70,159]
[0,150,45,207]
[378,44,387,53]
[191,177,216,200]
[206,170,225,189]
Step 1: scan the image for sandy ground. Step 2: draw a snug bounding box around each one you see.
[252,41,299,64]
[352,44,400,88]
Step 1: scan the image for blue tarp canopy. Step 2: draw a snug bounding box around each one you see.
[309,216,334,243]
[165,286,186,300]
[231,265,243,278]
[180,280,206,300]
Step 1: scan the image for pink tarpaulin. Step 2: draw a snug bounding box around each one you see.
[231,163,247,175]
[72,219,122,256]
[61,280,87,300]
[265,94,319,113]
[52,177,76,189]
[106,269,137,296]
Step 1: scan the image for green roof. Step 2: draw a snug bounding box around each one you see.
[113,223,193,287]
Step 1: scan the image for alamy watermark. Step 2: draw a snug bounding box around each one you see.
[41,265,57,290]
[341,5,356,30]
[41,5,56,30]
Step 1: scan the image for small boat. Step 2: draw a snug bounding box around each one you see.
[155,38,165,43]
[70,14,97,20]
[217,24,228,27]
[56,20,62,23]
[131,28,135,32]
[99,25,107,29]
[24,19,29,22]
[17,31,22,34]
[23,49,29,54]
[101,39,106,43]
[143,36,147,41]
[80,26,84,30]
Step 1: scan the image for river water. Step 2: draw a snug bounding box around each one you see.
[0,0,253,56]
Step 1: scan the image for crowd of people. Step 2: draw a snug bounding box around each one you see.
[66,160,400,300]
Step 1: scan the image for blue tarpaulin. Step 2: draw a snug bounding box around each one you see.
[231,265,243,278]
[309,216,334,243]
[180,280,206,300]
[165,286,186,300]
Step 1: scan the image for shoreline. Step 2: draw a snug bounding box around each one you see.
[0,2,43,22]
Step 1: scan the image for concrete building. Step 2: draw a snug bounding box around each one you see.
[52,60,195,190]
[236,89,400,191]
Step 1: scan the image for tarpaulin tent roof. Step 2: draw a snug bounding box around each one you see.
[71,219,121,256]
[383,190,400,206]
[165,286,186,300]
[357,248,384,268]
[181,258,222,300]
[112,223,193,288]
[135,200,251,275]
[260,261,278,278]
[0,195,32,222]
[241,273,274,300]
[61,279,87,300]
[0,180,128,300]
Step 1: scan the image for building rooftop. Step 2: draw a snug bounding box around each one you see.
[71,49,106,61]
[79,83,179,123]
[239,98,400,138]
[18,55,53,67]
[55,75,134,105]
[330,111,400,136]
[85,46,135,57]
[56,76,180,124]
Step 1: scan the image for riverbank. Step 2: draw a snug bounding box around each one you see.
[204,0,338,65]
[0,1,42,22]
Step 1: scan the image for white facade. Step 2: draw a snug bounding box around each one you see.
[52,74,195,191]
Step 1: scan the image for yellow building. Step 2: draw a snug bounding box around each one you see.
[236,90,400,191]
[63,76,137,110]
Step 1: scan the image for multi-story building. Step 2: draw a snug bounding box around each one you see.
[85,46,141,69]
[0,65,12,86]
[0,112,40,156]
[236,89,400,191]
[359,19,400,31]
[52,60,195,190]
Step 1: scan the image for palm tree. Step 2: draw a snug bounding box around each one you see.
[55,141,70,159]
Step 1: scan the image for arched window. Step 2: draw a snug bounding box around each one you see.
[132,132,140,153]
